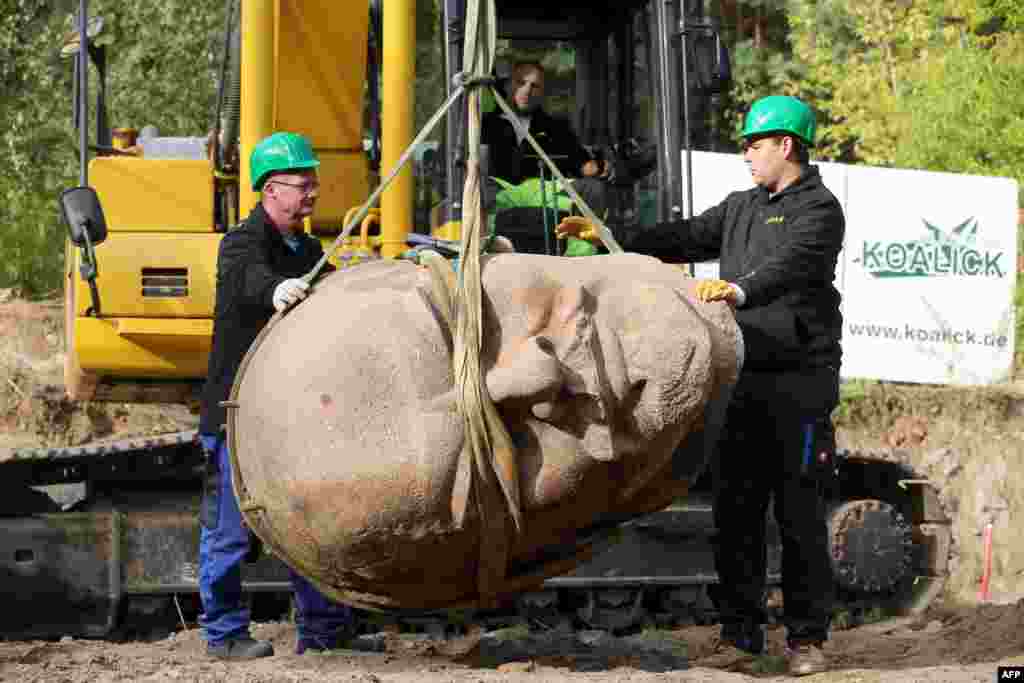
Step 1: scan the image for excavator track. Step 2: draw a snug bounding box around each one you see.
[1,429,202,490]
[0,436,950,638]
[517,451,951,633]
[0,429,291,639]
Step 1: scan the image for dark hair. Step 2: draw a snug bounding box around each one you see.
[744,133,811,165]
[511,60,545,76]
[790,136,811,165]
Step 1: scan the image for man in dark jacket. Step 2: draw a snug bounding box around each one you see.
[482,60,605,185]
[481,60,609,253]
[558,95,843,676]
[198,131,353,660]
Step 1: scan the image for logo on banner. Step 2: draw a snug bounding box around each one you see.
[855,217,1006,278]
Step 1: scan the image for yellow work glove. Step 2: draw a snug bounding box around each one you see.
[555,216,600,244]
[696,279,739,305]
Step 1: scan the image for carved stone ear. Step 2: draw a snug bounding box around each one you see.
[485,335,564,403]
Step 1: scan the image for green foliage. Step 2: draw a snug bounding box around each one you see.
[413,0,444,136]
[774,0,1024,187]
[774,0,1024,379]
[1017,224,1023,373]
[93,2,225,137]
[1,0,227,298]
[722,39,803,142]
[892,35,1024,201]
[835,378,879,423]
[1,0,77,297]
[783,0,937,164]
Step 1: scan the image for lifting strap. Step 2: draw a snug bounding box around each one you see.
[450,0,517,607]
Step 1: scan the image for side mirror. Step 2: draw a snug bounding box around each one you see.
[60,186,108,247]
[692,32,732,95]
[712,38,732,94]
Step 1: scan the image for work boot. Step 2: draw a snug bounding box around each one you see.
[296,632,386,655]
[296,634,334,655]
[701,623,764,670]
[785,641,827,676]
[207,636,274,660]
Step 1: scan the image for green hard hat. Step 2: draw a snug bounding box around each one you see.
[741,96,816,146]
[250,131,320,190]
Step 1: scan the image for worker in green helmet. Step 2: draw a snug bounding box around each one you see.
[199,132,365,660]
[558,95,844,677]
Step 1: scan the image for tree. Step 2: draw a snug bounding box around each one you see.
[893,33,1024,197]
[0,0,226,296]
[1,0,78,295]
[783,0,935,164]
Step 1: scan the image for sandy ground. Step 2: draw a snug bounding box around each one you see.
[3,295,1024,681]
[3,604,1024,682]
[0,296,198,450]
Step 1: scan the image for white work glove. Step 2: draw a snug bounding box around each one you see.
[272,278,310,312]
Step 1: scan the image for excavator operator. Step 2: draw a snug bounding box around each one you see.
[481,60,610,253]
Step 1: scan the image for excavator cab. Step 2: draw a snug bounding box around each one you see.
[435,0,731,253]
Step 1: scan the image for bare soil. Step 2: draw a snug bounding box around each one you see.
[2,296,1024,682]
[0,296,197,453]
[2,605,1024,682]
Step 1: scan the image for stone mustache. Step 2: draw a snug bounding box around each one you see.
[226,253,743,611]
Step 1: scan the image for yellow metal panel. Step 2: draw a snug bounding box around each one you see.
[90,158,214,232]
[310,152,370,232]
[274,1,369,150]
[381,0,416,258]
[74,233,222,318]
[433,221,462,241]
[240,0,277,215]
[116,318,213,338]
[75,317,211,379]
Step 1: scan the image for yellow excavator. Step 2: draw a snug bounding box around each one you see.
[63,0,378,404]
[2,0,949,639]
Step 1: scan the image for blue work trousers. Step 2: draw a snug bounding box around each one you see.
[198,434,353,646]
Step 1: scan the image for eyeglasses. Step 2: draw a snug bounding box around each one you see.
[269,179,320,196]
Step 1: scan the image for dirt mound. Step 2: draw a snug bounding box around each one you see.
[0,298,196,454]
[826,602,1024,672]
[919,601,1024,665]
[836,381,1024,606]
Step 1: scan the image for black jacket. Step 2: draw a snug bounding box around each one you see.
[199,204,334,434]
[481,108,591,184]
[623,166,844,370]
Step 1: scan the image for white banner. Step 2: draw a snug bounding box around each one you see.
[841,165,1017,384]
[678,150,1018,385]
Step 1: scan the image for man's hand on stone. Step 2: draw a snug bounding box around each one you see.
[555,216,599,243]
[696,279,743,306]
[273,278,310,312]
